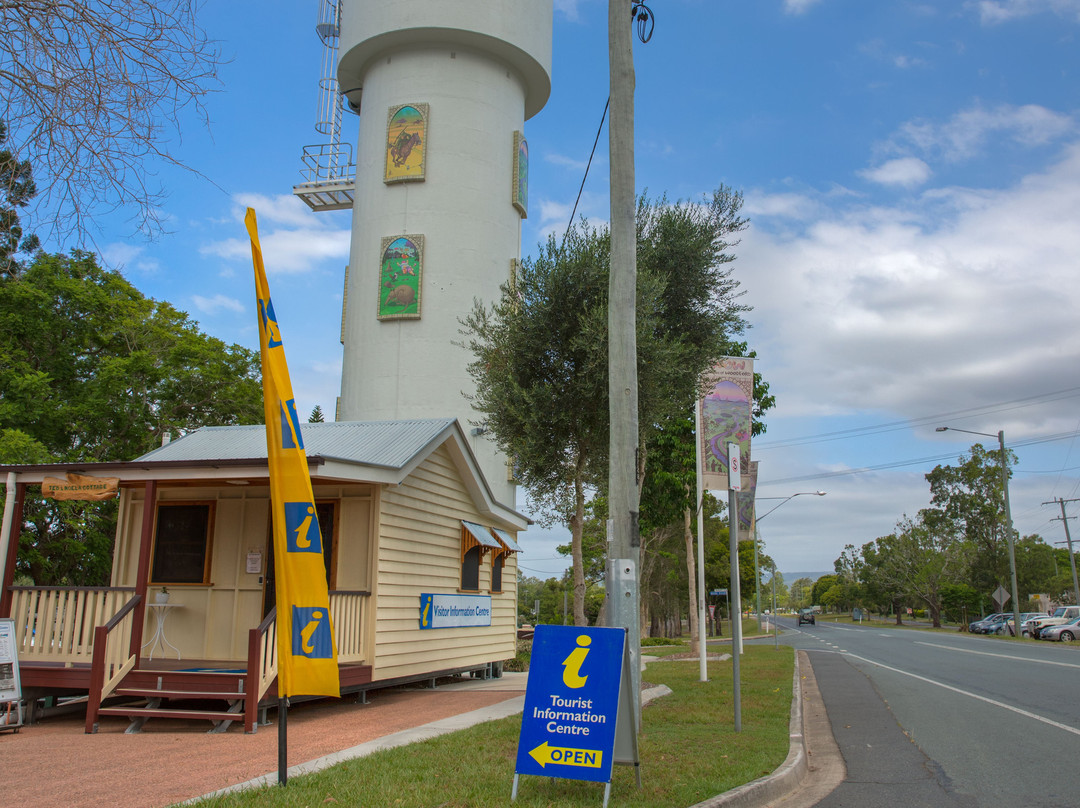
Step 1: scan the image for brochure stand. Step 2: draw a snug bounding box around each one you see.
[0,619,24,733]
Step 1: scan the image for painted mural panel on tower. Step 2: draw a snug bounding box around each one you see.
[378,234,424,320]
[385,103,428,183]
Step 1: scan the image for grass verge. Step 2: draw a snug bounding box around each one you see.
[188,645,795,808]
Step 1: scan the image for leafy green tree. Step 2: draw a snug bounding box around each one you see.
[853,509,968,627]
[811,574,838,611]
[787,577,813,610]
[463,187,761,626]
[1014,534,1057,598]
[1,121,39,277]
[308,404,326,423]
[926,443,1016,598]
[1,250,264,583]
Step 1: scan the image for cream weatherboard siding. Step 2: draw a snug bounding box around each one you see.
[372,445,518,680]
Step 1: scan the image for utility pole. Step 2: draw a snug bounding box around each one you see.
[1044,497,1080,607]
[607,0,641,732]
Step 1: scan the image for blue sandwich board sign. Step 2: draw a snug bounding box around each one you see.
[512,625,640,806]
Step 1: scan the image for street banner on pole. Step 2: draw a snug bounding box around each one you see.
[246,208,340,700]
[738,461,758,542]
[699,357,754,491]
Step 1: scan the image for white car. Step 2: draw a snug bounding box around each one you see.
[1037,616,1080,642]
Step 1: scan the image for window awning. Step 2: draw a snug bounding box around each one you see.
[492,528,523,554]
[462,520,501,553]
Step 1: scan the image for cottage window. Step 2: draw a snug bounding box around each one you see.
[491,528,522,595]
[150,503,214,585]
[461,521,500,592]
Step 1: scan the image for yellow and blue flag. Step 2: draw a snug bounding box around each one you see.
[246,208,339,698]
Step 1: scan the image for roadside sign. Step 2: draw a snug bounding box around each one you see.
[992,585,1010,610]
[710,588,728,597]
[512,625,640,804]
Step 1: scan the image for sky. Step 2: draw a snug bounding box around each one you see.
[30,0,1080,581]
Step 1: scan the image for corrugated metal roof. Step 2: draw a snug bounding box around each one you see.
[137,419,457,470]
[462,520,502,549]
[492,528,523,553]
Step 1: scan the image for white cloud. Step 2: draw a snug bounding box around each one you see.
[783,0,824,14]
[544,152,590,171]
[973,0,1080,24]
[745,191,826,220]
[190,293,245,315]
[201,228,350,273]
[554,0,584,22]
[859,157,933,188]
[886,103,1075,162]
[199,195,351,273]
[99,243,160,274]
[741,140,1080,433]
[233,193,326,230]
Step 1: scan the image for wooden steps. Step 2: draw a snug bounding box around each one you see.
[97,669,249,734]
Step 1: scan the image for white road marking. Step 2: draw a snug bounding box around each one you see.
[914,641,1080,670]
[835,651,1080,738]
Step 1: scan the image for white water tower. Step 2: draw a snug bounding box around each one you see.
[306,0,553,504]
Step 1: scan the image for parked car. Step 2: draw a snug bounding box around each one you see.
[1025,606,1080,638]
[996,613,1045,636]
[1036,616,1080,642]
[968,613,1007,634]
[797,608,815,626]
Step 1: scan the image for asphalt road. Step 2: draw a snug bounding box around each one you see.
[759,618,1080,807]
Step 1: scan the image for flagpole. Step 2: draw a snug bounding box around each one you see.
[278,697,288,785]
[694,401,707,683]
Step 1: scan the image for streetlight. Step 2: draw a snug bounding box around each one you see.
[935,426,1022,638]
[754,491,826,631]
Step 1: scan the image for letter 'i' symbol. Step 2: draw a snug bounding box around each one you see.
[301,609,323,654]
[561,634,591,689]
[295,504,315,549]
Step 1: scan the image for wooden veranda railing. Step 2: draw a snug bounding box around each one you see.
[330,589,370,662]
[8,586,136,664]
[244,606,278,733]
[242,590,369,732]
[84,592,142,733]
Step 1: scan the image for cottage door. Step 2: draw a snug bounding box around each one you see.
[262,501,337,617]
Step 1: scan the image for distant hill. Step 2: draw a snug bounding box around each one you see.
[780,571,832,583]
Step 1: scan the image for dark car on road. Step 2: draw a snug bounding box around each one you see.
[798,608,815,625]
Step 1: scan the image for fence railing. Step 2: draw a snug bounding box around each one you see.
[330,590,369,662]
[8,586,136,663]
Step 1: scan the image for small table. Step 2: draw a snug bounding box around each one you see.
[142,603,182,661]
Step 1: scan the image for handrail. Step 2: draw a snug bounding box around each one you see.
[84,592,142,733]
[244,606,278,734]
[102,592,142,631]
[328,590,371,597]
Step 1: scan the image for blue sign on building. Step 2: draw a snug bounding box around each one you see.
[513,624,638,799]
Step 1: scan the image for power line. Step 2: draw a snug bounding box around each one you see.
[754,386,1080,451]
[760,430,1080,487]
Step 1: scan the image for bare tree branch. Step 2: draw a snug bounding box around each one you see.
[0,1,222,244]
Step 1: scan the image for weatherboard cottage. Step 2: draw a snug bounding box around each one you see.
[0,418,525,733]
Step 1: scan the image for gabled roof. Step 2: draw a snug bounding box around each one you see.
[137,419,457,471]
[1,419,528,531]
